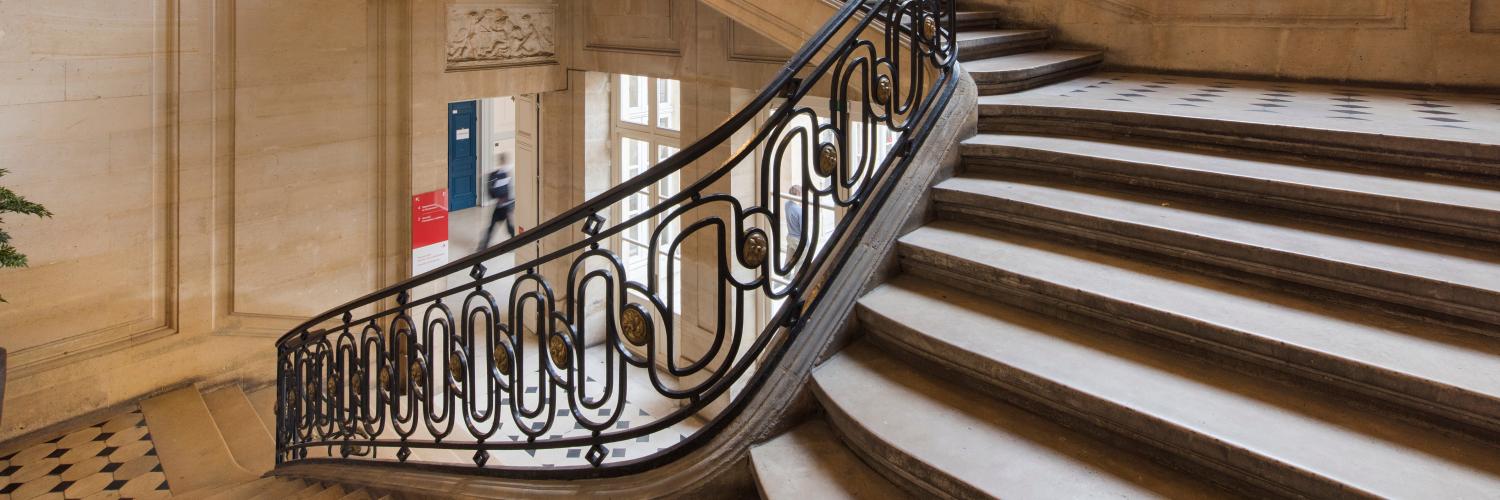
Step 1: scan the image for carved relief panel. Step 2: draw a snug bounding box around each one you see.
[584,0,681,55]
[447,4,558,70]
[1476,0,1500,32]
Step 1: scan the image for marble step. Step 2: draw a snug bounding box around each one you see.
[203,386,276,475]
[338,489,374,500]
[956,29,1049,62]
[961,133,1500,243]
[898,221,1500,437]
[813,340,1230,499]
[955,10,1004,30]
[932,174,1500,328]
[141,387,260,496]
[247,386,277,434]
[750,420,907,500]
[977,96,1500,179]
[966,50,1102,95]
[290,482,326,499]
[856,275,1500,498]
[302,483,347,500]
[174,477,277,500]
[247,478,310,500]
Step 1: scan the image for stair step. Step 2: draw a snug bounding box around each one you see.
[750,420,907,500]
[176,477,276,500]
[247,386,278,434]
[976,96,1500,179]
[203,385,276,475]
[966,50,1102,95]
[813,340,1227,499]
[956,29,1049,62]
[955,10,1004,29]
[898,221,1500,435]
[306,484,347,500]
[962,133,1500,242]
[337,489,374,500]
[856,276,1500,498]
[289,482,325,499]
[248,479,308,500]
[141,387,260,495]
[933,174,1500,327]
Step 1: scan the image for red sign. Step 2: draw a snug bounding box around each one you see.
[412,190,449,248]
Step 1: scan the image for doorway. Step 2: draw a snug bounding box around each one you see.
[448,100,480,211]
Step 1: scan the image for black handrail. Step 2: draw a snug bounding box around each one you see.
[274,0,959,478]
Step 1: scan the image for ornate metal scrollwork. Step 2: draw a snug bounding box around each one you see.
[548,335,569,368]
[274,0,958,477]
[817,142,839,177]
[744,231,770,268]
[492,344,512,375]
[621,305,650,346]
[448,352,464,382]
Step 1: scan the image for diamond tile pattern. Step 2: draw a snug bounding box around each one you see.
[1037,73,1500,138]
[0,409,170,499]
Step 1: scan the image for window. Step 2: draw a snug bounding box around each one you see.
[612,75,683,312]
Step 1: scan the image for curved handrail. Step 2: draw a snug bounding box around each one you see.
[274,0,959,478]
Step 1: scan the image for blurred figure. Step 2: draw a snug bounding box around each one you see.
[480,163,516,251]
[784,185,803,252]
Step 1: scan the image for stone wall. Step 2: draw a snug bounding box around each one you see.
[0,0,288,440]
[0,0,785,441]
[959,0,1500,88]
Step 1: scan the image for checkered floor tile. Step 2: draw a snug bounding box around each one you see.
[0,409,170,499]
[993,72,1500,145]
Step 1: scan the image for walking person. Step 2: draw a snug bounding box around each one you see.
[784,185,803,253]
[480,165,517,251]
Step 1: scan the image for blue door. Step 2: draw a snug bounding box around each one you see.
[448,101,479,211]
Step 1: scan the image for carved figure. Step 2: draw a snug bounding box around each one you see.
[446,5,556,70]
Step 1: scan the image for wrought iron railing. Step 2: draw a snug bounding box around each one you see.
[275,0,959,478]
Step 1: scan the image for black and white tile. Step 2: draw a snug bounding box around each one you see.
[1038,73,1500,139]
[0,409,170,499]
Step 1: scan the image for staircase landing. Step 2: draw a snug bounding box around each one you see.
[983,72,1500,148]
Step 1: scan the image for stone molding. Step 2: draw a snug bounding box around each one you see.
[582,0,683,56]
[726,20,790,64]
[1476,0,1500,32]
[5,0,180,377]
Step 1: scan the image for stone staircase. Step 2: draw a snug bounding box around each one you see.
[749,7,1500,500]
[949,10,1102,95]
[136,385,399,499]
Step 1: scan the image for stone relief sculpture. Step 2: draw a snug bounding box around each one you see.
[447,4,557,70]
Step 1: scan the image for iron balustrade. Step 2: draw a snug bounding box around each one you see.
[274,0,959,478]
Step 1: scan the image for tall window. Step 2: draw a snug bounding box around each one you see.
[613,75,683,311]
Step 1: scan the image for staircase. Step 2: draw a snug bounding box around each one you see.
[750,8,1500,500]
[950,10,1102,95]
[134,385,398,499]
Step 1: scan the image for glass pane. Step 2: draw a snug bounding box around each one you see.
[620,137,651,180]
[656,145,680,198]
[620,75,650,125]
[656,78,681,131]
[656,144,679,162]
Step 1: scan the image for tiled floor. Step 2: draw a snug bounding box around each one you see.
[0,410,170,500]
[989,72,1500,145]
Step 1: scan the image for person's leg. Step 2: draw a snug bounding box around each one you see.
[479,204,504,250]
[501,204,516,238]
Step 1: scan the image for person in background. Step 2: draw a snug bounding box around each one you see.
[480,162,516,251]
[784,184,803,252]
